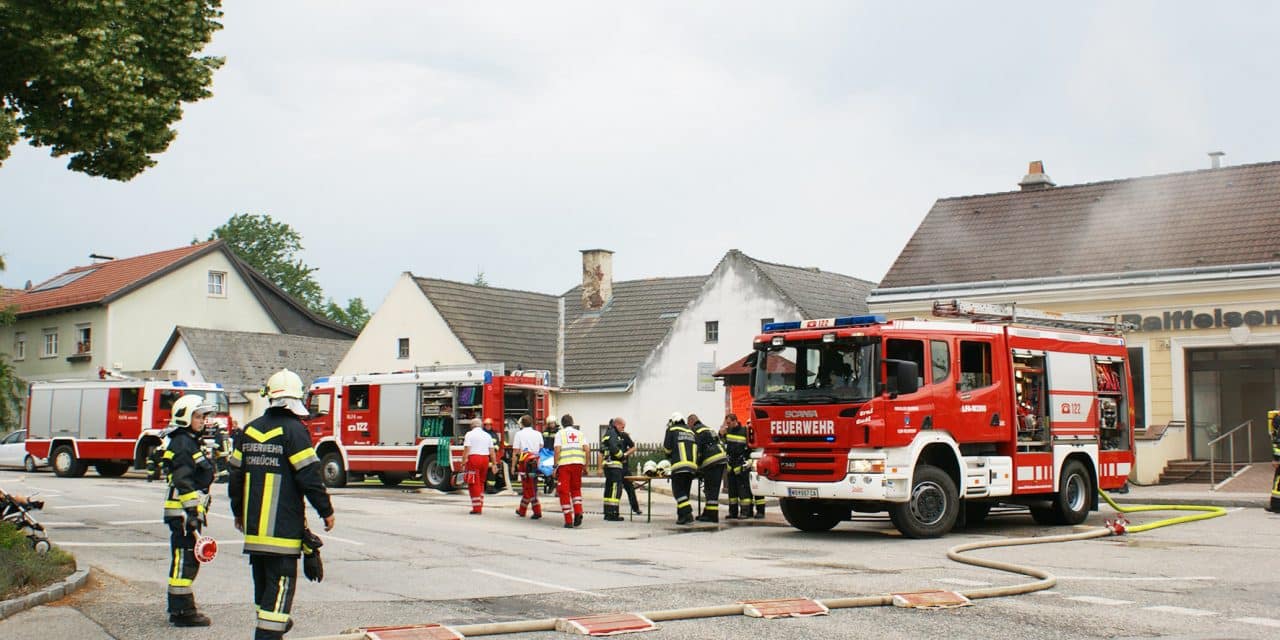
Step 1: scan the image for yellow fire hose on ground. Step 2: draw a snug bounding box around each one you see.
[301,491,1229,639]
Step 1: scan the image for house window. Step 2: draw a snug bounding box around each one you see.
[42,328,58,358]
[13,333,24,360]
[76,324,92,354]
[398,338,410,359]
[207,270,226,297]
[760,318,774,331]
[705,321,719,343]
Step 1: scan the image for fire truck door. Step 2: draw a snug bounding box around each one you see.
[342,384,377,446]
[107,387,142,439]
[883,338,934,447]
[306,389,334,441]
[953,337,1010,442]
[154,389,183,430]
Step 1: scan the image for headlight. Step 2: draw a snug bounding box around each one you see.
[847,459,885,474]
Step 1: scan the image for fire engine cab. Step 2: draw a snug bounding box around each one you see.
[750,300,1136,538]
[303,365,551,490]
[25,374,232,478]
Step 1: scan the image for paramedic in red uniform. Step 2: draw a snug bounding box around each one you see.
[555,414,589,528]
[463,418,496,514]
[512,415,543,519]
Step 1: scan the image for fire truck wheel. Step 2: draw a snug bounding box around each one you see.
[51,445,88,478]
[321,453,348,488]
[779,499,843,532]
[888,464,958,539]
[421,458,453,491]
[94,462,130,477]
[379,473,406,487]
[1044,459,1093,526]
[23,455,38,473]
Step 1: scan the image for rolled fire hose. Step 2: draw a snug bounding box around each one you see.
[301,490,1229,639]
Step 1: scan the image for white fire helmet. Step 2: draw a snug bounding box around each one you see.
[656,459,672,476]
[265,369,305,400]
[642,460,659,477]
[668,412,685,425]
[171,394,214,428]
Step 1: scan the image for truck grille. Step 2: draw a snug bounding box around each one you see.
[775,451,843,482]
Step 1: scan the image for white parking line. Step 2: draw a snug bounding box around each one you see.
[1058,576,1216,582]
[934,578,991,587]
[472,569,605,598]
[49,503,120,510]
[318,534,365,546]
[1065,596,1134,606]
[58,541,245,548]
[108,520,163,525]
[105,495,145,503]
[41,522,89,528]
[1235,617,1280,628]
[1142,605,1217,617]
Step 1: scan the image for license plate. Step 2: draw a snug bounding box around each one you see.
[788,487,819,498]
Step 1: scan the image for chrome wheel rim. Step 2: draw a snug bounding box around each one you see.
[910,481,947,526]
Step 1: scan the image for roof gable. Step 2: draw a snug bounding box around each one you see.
[879,161,1280,290]
[415,278,559,374]
[155,326,353,391]
[11,242,220,316]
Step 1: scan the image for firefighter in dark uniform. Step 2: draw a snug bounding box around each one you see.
[160,394,217,627]
[663,413,698,525]
[690,414,726,523]
[1268,409,1280,513]
[229,369,335,639]
[720,413,754,520]
[601,418,627,521]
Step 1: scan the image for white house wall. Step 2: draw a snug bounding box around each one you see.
[335,272,474,375]
[107,251,278,373]
[559,255,800,444]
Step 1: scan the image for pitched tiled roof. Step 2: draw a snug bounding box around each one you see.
[415,278,559,375]
[740,252,876,318]
[0,287,19,307]
[11,242,219,315]
[563,276,708,389]
[154,327,353,392]
[879,161,1280,290]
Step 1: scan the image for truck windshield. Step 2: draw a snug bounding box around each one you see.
[201,392,230,414]
[753,340,876,404]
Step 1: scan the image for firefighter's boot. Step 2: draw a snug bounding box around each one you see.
[754,499,766,519]
[728,502,739,520]
[170,610,212,627]
[695,507,719,523]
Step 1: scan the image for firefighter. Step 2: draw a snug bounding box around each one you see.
[721,413,753,520]
[600,418,627,522]
[554,414,588,528]
[663,413,698,525]
[615,418,643,515]
[1269,409,1280,513]
[690,413,726,523]
[463,418,497,514]
[482,418,503,494]
[158,394,217,627]
[511,415,543,519]
[229,369,335,639]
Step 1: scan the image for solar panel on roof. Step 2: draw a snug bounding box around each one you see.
[31,269,96,292]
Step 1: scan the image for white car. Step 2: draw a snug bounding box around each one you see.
[0,430,46,472]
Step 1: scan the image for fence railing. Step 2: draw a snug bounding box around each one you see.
[1208,419,1252,490]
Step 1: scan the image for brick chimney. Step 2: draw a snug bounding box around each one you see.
[580,249,614,312]
[1018,160,1056,191]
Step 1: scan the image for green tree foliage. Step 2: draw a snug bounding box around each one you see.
[210,214,368,331]
[210,213,325,311]
[473,269,489,287]
[0,1,225,180]
[0,254,25,431]
[323,297,370,332]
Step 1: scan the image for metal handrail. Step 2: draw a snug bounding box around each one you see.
[1208,419,1252,489]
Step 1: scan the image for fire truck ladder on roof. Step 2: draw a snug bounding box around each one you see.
[414,362,506,375]
[931,300,1135,333]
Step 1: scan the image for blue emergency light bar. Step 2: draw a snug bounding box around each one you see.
[172,381,188,387]
[314,376,330,384]
[763,314,886,332]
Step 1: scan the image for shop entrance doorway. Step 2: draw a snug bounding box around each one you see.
[1187,346,1280,462]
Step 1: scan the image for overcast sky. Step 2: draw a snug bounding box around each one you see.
[2,1,1277,310]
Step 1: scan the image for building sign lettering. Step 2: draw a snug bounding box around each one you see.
[1121,308,1280,332]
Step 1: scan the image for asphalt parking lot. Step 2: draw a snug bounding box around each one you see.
[2,468,1279,640]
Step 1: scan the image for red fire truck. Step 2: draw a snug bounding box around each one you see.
[25,375,232,478]
[750,301,1136,538]
[303,365,552,490]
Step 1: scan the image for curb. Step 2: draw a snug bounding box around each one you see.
[0,562,89,621]
[1109,494,1268,509]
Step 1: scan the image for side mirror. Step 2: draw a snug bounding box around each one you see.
[884,359,920,397]
[745,352,760,398]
